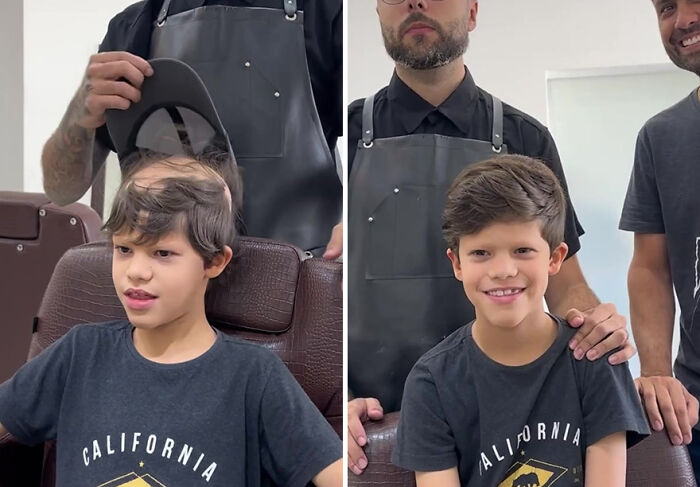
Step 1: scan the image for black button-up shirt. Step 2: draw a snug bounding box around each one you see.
[348,69,584,256]
[95,0,342,153]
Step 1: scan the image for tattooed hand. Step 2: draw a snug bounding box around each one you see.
[76,51,153,129]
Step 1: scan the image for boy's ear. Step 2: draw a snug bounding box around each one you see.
[446,248,464,282]
[548,242,568,276]
[205,245,233,279]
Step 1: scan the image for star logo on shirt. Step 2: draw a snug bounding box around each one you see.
[139,461,144,468]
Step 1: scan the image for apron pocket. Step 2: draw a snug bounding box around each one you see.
[366,184,455,280]
[188,59,284,160]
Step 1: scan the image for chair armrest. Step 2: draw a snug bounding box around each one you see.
[348,411,416,487]
[627,428,696,486]
[0,432,43,487]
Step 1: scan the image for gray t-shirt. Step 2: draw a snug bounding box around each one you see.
[619,89,700,409]
[0,321,341,487]
[393,316,649,486]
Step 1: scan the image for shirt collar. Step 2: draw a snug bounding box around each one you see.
[386,67,480,134]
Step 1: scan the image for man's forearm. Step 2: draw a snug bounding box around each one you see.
[41,85,106,206]
[546,256,600,316]
[629,263,675,376]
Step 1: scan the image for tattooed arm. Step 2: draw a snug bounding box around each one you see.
[41,52,153,205]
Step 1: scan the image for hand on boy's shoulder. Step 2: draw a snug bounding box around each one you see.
[636,375,699,446]
[564,303,636,365]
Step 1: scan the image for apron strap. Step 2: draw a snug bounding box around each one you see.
[361,94,375,147]
[156,0,173,26]
[284,0,298,18]
[491,95,504,153]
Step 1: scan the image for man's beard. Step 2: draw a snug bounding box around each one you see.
[381,12,469,70]
[665,26,700,77]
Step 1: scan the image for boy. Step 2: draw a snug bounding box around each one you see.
[392,155,649,486]
[0,153,342,486]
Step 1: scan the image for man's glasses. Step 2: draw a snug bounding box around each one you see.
[381,0,444,4]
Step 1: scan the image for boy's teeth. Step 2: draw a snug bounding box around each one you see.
[488,288,520,296]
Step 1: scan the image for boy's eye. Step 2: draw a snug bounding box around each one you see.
[155,250,172,258]
[515,247,534,254]
[114,245,131,255]
[469,250,488,257]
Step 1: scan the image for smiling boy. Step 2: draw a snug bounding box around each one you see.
[0,157,342,486]
[392,155,648,487]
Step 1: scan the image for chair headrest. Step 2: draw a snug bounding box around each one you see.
[36,237,307,337]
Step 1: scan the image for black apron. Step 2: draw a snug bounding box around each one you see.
[348,93,508,411]
[150,0,342,252]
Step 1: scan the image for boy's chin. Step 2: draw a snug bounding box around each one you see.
[126,314,164,331]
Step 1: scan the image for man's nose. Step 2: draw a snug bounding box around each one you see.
[406,0,428,11]
[675,1,700,31]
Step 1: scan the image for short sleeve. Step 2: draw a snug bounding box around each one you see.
[0,330,75,446]
[528,126,585,258]
[259,356,341,487]
[619,128,665,233]
[347,98,364,173]
[578,353,650,448]
[392,361,458,472]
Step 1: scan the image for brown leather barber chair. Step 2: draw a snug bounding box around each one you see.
[0,192,103,384]
[349,411,697,487]
[0,237,342,486]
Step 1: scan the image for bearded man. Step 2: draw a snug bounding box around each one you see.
[347,0,639,475]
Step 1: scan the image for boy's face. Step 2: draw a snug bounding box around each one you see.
[446,220,568,330]
[111,228,225,331]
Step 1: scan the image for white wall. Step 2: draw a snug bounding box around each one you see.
[1,1,24,191]
[23,0,134,202]
[349,0,670,122]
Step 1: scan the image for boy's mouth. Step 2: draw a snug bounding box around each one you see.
[124,288,157,310]
[125,288,156,299]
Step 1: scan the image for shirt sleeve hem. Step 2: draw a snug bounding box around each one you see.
[586,416,651,450]
[0,414,37,447]
[618,218,665,234]
[280,447,342,487]
[392,451,458,473]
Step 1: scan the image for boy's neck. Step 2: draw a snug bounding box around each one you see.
[132,310,217,364]
[472,310,558,367]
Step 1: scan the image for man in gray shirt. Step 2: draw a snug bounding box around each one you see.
[619,0,700,475]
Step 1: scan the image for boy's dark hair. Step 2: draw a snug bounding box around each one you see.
[442,154,566,252]
[103,170,234,273]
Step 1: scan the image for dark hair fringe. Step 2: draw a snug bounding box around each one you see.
[442,154,567,252]
[103,176,235,273]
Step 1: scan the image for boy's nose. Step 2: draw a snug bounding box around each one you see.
[127,256,153,282]
[488,256,518,280]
